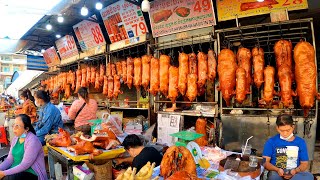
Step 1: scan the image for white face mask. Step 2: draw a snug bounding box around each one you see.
[20,100,24,104]
[35,101,40,107]
[280,133,294,141]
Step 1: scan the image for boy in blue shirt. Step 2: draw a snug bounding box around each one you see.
[262,114,313,180]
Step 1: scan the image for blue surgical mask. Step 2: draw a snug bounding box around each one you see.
[20,132,27,138]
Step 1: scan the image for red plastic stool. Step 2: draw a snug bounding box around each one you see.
[0,126,9,146]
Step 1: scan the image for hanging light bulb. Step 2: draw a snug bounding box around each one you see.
[141,0,150,12]
[57,14,64,23]
[95,1,103,10]
[56,34,61,38]
[81,5,89,16]
[257,0,264,2]
[46,22,52,31]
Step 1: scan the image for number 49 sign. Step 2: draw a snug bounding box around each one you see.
[73,20,106,51]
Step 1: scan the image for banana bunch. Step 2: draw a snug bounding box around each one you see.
[135,162,156,180]
[116,162,158,180]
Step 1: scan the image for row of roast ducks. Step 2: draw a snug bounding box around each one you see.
[41,40,318,116]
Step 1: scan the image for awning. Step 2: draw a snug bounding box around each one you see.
[6,70,44,98]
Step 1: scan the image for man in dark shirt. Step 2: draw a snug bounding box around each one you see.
[120,134,163,171]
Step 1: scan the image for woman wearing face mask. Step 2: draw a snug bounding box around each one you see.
[262,114,313,180]
[14,89,37,124]
[68,87,98,135]
[0,114,47,180]
[34,90,63,145]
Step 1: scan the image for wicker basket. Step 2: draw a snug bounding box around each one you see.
[86,159,112,180]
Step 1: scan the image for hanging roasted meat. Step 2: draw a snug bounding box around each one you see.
[274,39,294,79]
[116,62,123,76]
[235,67,248,104]
[121,60,127,84]
[65,84,71,99]
[142,55,151,91]
[186,74,197,102]
[67,70,75,90]
[178,52,188,95]
[86,66,91,85]
[278,64,295,108]
[159,54,170,96]
[188,53,197,74]
[252,47,264,89]
[217,49,237,106]
[197,51,208,88]
[207,49,217,82]
[106,63,112,77]
[111,63,117,76]
[113,75,122,99]
[107,76,114,100]
[94,71,100,89]
[237,47,252,92]
[102,76,108,96]
[168,66,179,103]
[294,41,319,117]
[127,57,134,89]
[149,57,160,96]
[81,68,87,87]
[76,69,82,93]
[134,57,142,90]
[90,67,96,84]
[99,64,105,83]
[261,66,276,104]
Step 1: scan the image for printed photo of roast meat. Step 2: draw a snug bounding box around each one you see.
[174,7,190,17]
[153,10,173,24]
[240,0,278,11]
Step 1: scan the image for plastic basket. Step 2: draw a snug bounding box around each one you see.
[89,119,103,135]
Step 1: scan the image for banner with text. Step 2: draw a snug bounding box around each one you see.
[100,0,148,43]
[149,0,216,37]
[43,47,60,67]
[73,20,106,51]
[55,35,79,60]
[216,0,308,22]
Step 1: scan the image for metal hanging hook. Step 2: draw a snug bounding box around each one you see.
[279,23,283,39]
[199,36,202,52]
[255,25,260,48]
[190,36,194,52]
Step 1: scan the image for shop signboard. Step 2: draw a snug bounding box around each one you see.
[157,113,181,146]
[149,0,216,37]
[100,0,148,43]
[216,0,308,22]
[43,47,60,67]
[55,35,79,60]
[73,20,106,51]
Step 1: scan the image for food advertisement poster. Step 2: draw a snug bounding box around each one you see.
[43,47,60,67]
[100,0,148,43]
[216,0,308,22]
[55,35,79,60]
[73,20,106,51]
[149,0,216,37]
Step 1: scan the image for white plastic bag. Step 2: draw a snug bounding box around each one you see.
[56,102,70,122]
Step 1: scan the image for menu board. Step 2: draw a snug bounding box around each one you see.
[43,47,60,67]
[100,0,148,43]
[149,0,216,37]
[73,20,106,51]
[216,0,308,22]
[55,35,79,60]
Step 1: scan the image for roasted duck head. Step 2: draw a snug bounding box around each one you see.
[48,128,72,147]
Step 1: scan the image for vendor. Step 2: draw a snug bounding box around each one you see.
[0,114,47,180]
[34,90,63,145]
[116,134,162,171]
[262,114,313,180]
[68,87,98,135]
[14,89,37,124]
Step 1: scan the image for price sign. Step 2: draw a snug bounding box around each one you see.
[43,47,60,67]
[55,35,79,60]
[73,20,106,51]
[216,0,308,22]
[149,0,216,37]
[100,0,148,43]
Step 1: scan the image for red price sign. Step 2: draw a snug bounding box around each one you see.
[282,0,304,6]
[55,35,79,60]
[194,0,211,12]
[132,22,147,36]
[73,20,106,51]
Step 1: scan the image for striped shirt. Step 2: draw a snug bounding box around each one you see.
[68,99,98,128]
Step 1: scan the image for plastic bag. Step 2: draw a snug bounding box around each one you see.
[56,102,70,122]
[102,115,124,137]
